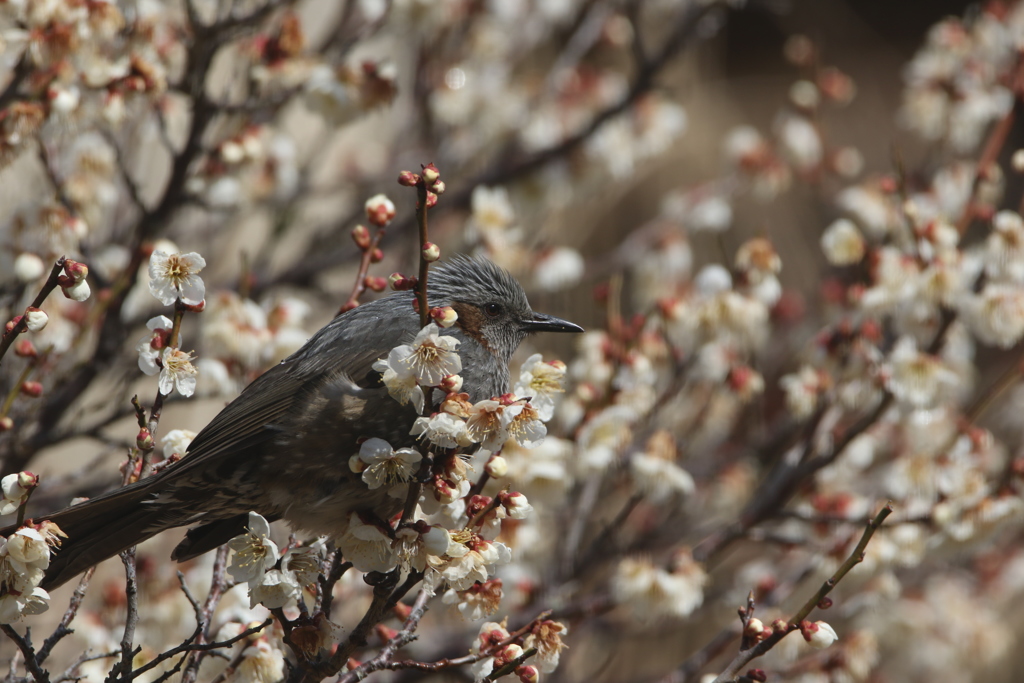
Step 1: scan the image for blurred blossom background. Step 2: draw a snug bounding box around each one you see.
[11,0,1024,682]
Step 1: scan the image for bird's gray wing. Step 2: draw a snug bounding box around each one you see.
[164,298,416,479]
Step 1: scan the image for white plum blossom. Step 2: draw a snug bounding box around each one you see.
[401,323,461,386]
[962,284,1024,348]
[523,620,569,674]
[425,533,512,592]
[148,250,206,306]
[575,405,635,474]
[249,568,302,609]
[373,354,425,413]
[465,399,511,451]
[442,579,503,620]
[337,513,398,573]
[821,218,866,265]
[631,453,695,504]
[504,400,547,448]
[780,366,830,419]
[13,253,44,283]
[533,247,584,291]
[281,539,326,588]
[513,354,567,422]
[236,640,285,683]
[228,512,280,588]
[161,429,196,458]
[350,438,422,489]
[375,324,461,404]
[611,553,707,621]
[884,337,958,409]
[0,472,37,516]
[410,413,471,449]
[158,347,198,397]
[136,315,173,375]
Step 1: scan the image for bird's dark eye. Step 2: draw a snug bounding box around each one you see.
[484,302,502,317]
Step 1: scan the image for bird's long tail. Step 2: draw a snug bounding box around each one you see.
[4,479,182,591]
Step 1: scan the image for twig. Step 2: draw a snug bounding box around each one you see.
[336,587,432,683]
[129,619,273,679]
[180,544,231,683]
[105,549,140,683]
[339,227,386,314]
[0,257,66,367]
[37,567,96,665]
[711,504,893,683]
[0,625,50,683]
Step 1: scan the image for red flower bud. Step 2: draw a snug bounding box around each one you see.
[398,170,420,187]
[365,276,387,292]
[14,339,37,358]
[420,163,440,184]
[351,224,372,250]
[21,381,43,397]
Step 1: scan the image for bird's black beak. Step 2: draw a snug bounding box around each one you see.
[521,312,584,334]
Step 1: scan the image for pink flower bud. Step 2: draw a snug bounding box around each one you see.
[430,306,458,328]
[431,180,445,195]
[63,259,89,283]
[365,194,396,227]
[365,276,387,292]
[398,170,420,186]
[0,416,13,431]
[390,274,419,291]
[352,224,372,250]
[516,665,538,683]
[746,669,767,682]
[744,617,764,638]
[137,428,154,450]
[21,381,43,397]
[370,247,384,263]
[180,299,206,313]
[14,339,36,358]
[421,163,440,184]
[434,477,456,504]
[498,644,524,666]
[425,191,438,208]
[422,242,441,262]
[802,620,837,649]
[374,624,398,641]
[24,307,48,332]
[17,471,38,490]
[440,374,463,392]
[485,455,508,478]
[6,317,21,333]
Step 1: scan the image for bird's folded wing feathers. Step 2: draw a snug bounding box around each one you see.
[169,303,414,475]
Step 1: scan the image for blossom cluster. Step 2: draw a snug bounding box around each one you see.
[10,2,1024,682]
[0,515,65,623]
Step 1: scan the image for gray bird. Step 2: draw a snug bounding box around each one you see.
[23,256,582,590]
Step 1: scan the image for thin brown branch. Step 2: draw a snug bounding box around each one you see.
[129,619,272,679]
[1,625,50,683]
[105,549,140,683]
[711,504,893,683]
[0,257,67,368]
[336,587,432,683]
[37,567,96,665]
